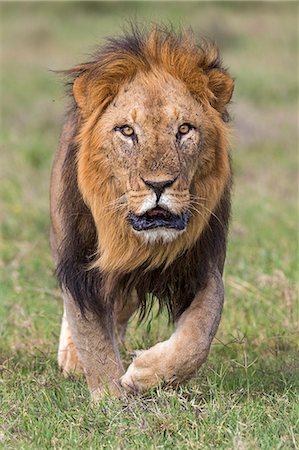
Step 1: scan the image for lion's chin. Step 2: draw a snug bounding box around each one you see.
[136,228,185,244]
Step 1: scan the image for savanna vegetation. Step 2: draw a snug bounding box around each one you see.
[0,2,298,449]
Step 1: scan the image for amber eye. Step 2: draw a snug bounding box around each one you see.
[115,125,135,137]
[178,123,193,135]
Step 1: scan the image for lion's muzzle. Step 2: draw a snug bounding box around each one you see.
[128,207,190,232]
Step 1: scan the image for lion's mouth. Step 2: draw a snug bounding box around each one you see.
[128,207,190,231]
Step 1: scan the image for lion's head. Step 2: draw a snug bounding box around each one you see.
[67,28,233,273]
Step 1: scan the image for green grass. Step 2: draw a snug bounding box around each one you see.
[0,2,298,449]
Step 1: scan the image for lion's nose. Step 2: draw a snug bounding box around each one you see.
[142,177,177,201]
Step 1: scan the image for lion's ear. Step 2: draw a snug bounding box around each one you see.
[206,69,234,113]
[73,72,90,112]
[72,64,115,116]
[67,63,96,115]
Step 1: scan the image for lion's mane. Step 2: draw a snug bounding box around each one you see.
[55,26,232,321]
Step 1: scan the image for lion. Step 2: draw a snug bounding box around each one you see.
[50,26,234,400]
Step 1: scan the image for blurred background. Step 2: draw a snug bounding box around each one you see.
[0,2,298,446]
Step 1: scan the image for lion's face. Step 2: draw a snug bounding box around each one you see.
[89,70,220,244]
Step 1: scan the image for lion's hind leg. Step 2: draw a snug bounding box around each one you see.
[115,290,139,345]
[58,313,83,375]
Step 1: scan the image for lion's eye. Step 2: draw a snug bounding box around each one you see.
[115,125,135,138]
[178,123,193,136]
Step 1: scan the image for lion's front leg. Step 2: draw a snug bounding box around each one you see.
[63,292,124,399]
[120,269,224,392]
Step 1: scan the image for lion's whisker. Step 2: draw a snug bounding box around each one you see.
[190,199,223,226]
[189,204,212,231]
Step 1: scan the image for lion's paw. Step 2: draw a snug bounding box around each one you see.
[120,360,159,392]
[120,342,172,393]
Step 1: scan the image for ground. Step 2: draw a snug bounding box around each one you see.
[0,2,298,449]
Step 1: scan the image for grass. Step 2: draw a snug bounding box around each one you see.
[0,2,298,449]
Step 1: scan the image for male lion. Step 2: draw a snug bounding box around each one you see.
[50,27,234,399]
